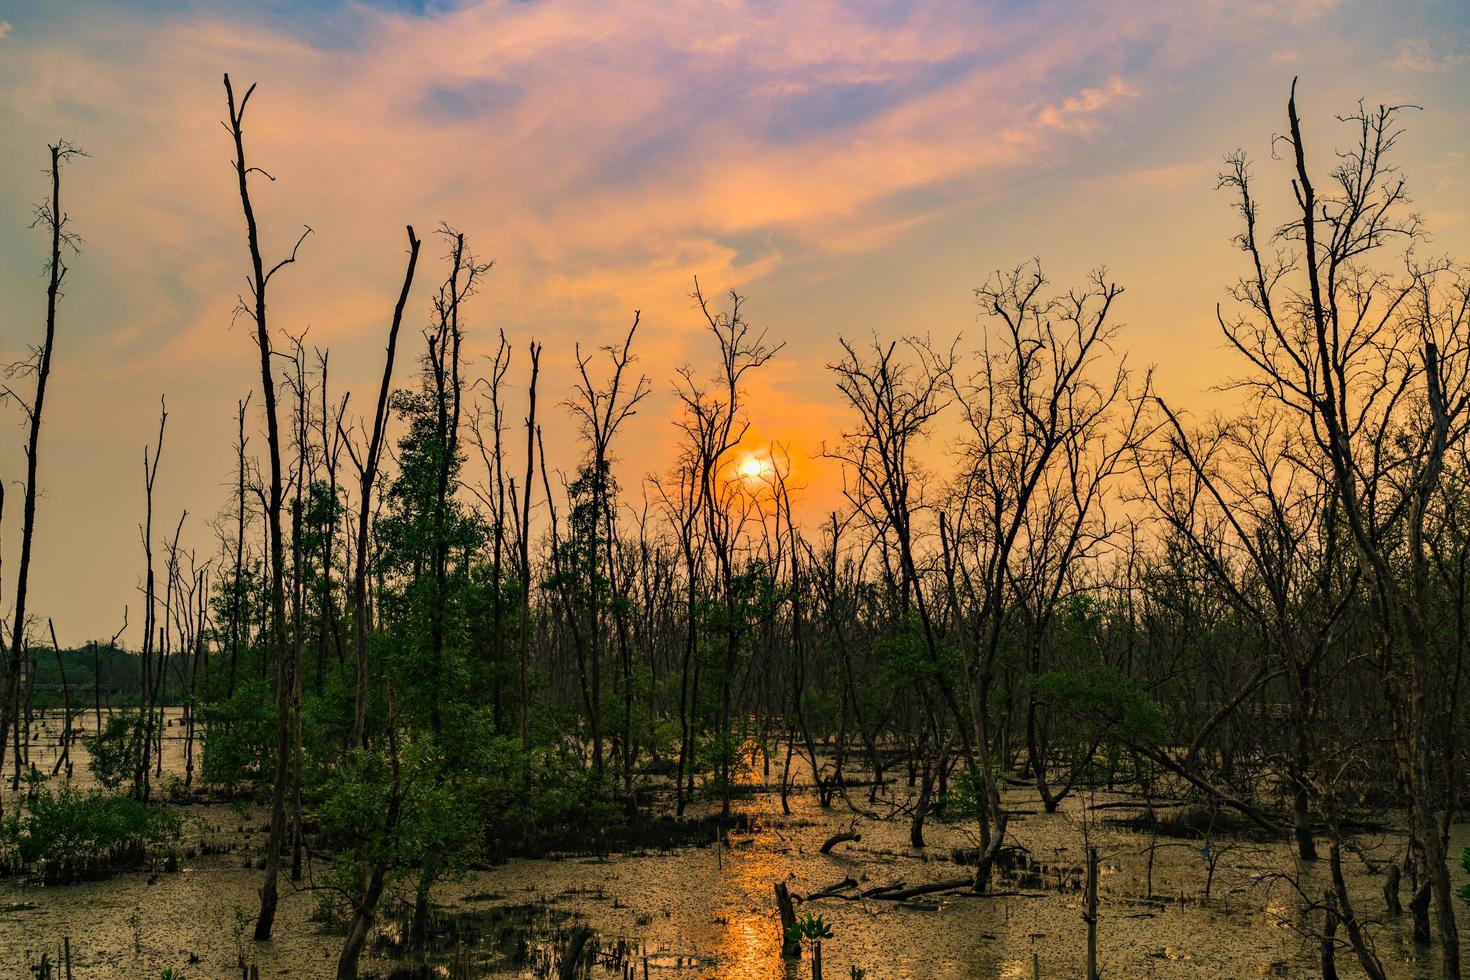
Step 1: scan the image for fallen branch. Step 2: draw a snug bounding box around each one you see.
[1138,747,1286,837]
[804,877,858,901]
[820,832,861,854]
[870,878,973,901]
[861,881,907,898]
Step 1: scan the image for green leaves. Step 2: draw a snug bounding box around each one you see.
[200,677,277,789]
[1460,847,1470,906]
[1030,665,1165,745]
[786,911,834,943]
[874,611,959,684]
[81,712,145,791]
[0,785,180,884]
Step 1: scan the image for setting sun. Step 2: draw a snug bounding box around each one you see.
[737,455,766,480]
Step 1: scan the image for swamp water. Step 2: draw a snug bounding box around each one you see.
[3,715,1467,977]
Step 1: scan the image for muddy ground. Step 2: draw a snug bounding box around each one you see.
[1,711,1466,978]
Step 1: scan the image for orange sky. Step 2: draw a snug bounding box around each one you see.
[2,0,1469,644]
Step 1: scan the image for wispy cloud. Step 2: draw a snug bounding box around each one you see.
[6,0,1470,642]
[0,0,1338,375]
[1388,36,1470,74]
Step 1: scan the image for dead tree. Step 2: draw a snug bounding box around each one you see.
[1,142,83,805]
[345,227,421,749]
[945,262,1139,890]
[517,342,542,778]
[223,73,310,942]
[828,335,968,837]
[652,444,706,816]
[315,350,350,688]
[227,394,252,699]
[675,282,780,819]
[422,230,490,736]
[46,620,71,777]
[468,333,513,728]
[1143,402,1355,861]
[132,402,167,801]
[1217,79,1468,977]
[568,313,652,788]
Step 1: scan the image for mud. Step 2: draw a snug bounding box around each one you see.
[2,713,1466,978]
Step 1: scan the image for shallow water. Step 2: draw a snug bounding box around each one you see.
[4,717,1467,978]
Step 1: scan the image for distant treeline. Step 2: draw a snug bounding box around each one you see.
[27,646,183,708]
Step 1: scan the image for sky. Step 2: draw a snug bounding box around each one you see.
[2,0,1469,645]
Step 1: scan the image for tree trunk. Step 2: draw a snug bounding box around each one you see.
[2,144,71,808]
[774,882,800,958]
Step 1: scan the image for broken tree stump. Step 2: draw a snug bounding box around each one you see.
[775,882,801,957]
[1383,864,1401,916]
[558,926,593,980]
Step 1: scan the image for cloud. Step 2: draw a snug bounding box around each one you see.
[0,0,1181,376]
[1388,37,1469,74]
[0,0,1380,403]
[3,0,1429,642]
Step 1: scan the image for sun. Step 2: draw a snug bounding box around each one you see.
[737,456,765,481]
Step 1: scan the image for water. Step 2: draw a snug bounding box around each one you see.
[2,716,1465,977]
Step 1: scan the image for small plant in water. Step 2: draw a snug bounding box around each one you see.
[786,912,834,980]
[231,905,251,969]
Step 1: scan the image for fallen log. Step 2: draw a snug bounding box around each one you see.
[1087,798,1183,811]
[820,831,861,854]
[804,877,858,901]
[870,877,973,901]
[861,881,907,898]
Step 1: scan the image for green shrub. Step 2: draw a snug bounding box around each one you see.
[201,676,276,790]
[0,785,181,884]
[1030,665,1166,744]
[81,712,145,791]
[313,733,482,915]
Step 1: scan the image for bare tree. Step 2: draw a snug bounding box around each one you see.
[132,401,168,801]
[1216,79,1468,977]
[828,334,968,841]
[567,313,652,787]
[1,142,84,806]
[944,261,1142,889]
[674,282,780,819]
[223,73,311,942]
[517,341,542,779]
[345,227,421,749]
[422,229,491,736]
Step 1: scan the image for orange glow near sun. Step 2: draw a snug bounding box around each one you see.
[737,455,766,481]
